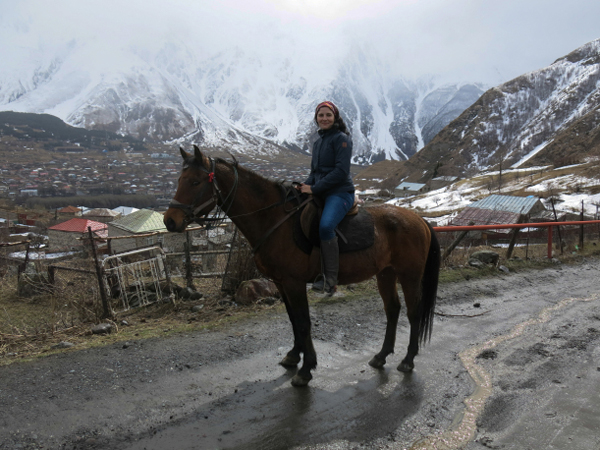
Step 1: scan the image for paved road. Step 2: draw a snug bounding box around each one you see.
[1,259,599,449]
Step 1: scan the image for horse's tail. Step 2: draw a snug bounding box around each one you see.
[419,220,441,345]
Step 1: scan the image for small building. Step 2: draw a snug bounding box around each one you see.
[356,189,379,200]
[57,205,82,217]
[394,182,427,198]
[47,218,108,251]
[83,208,121,223]
[20,188,39,197]
[112,206,139,216]
[428,176,459,191]
[450,194,546,238]
[108,209,168,253]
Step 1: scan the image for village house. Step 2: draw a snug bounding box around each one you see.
[451,194,546,227]
[428,176,459,191]
[112,206,139,216]
[57,205,82,218]
[394,182,427,198]
[83,207,121,223]
[449,194,548,242]
[107,209,188,254]
[47,218,108,252]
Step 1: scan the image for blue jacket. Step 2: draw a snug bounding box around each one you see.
[305,128,355,197]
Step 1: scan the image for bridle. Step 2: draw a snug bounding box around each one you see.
[168,157,239,228]
[168,155,312,253]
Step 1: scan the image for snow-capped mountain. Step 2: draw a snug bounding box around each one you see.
[0,37,484,163]
[400,38,600,181]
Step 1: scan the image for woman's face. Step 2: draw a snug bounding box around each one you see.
[316,107,335,130]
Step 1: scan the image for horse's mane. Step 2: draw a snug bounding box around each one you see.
[183,153,288,193]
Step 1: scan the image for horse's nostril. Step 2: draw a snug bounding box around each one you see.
[165,217,176,232]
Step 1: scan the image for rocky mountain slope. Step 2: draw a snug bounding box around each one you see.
[387,38,600,184]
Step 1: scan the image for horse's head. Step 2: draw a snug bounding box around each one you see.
[164,145,218,232]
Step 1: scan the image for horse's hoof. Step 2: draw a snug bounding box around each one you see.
[397,361,414,373]
[279,355,300,368]
[368,355,386,369]
[291,374,311,387]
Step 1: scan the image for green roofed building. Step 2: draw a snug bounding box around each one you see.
[108,209,183,253]
[109,209,167,234]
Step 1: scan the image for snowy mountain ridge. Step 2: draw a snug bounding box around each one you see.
[391,38,600,182]
[0,36,484,163]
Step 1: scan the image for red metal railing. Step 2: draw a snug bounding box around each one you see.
[433,220,600,259]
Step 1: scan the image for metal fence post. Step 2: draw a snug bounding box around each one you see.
[88,227,111,319]
[185,231,194,288]
[579,200,584,250]
[48,265,55,294]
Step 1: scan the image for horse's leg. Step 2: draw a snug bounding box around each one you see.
[369,267,401,369]
[282,280,317,387]
[397,278,422,372]
[275,282,301,368]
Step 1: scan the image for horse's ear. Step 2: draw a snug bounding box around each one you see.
[193,144,210,168]
[193,144,203,160]
[180,147,191,160]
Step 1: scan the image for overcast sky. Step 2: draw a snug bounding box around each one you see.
[2,0,600,86]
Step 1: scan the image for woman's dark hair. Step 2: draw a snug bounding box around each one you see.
[332,117,349,135]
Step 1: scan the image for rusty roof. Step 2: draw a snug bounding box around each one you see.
[450,194,546,229]
[451,207,522,227]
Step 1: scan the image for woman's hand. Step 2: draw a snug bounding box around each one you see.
[297,183,313,194]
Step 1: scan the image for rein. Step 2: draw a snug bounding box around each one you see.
[169,157,310,253]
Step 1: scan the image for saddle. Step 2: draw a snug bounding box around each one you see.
[293,195,375,254]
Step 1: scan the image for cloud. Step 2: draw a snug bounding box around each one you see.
[2,0,599,86]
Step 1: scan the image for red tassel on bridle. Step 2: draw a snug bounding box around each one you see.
[208,172,214,183]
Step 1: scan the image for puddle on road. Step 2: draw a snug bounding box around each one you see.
[408,293,599,450]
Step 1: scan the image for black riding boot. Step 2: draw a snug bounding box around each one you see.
[312,237,339,296]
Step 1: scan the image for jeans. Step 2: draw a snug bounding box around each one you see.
[319,191,355,240]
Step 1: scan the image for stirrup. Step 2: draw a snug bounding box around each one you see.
[311,275,325,292]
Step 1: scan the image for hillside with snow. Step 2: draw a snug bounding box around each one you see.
[391,39,600,183]
[388,159,600,225]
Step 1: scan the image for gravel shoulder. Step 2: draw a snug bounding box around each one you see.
[1,258,599,450]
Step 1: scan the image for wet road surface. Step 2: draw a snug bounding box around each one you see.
[1,260,599,449]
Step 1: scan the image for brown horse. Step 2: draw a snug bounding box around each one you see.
[164,146,440,387]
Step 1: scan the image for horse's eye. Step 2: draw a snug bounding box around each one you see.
[191,181,201,187]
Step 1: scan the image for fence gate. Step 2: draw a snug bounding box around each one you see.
[102,246,171,311]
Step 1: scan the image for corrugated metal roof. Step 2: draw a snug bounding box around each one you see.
[469,194,541,214]
[49,218,108,233]
[109,209,166,234]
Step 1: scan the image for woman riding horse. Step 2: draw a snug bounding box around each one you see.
[164,145,440,387]
[298,101,355,296]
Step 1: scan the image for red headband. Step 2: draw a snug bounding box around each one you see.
[315,101,339,119]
